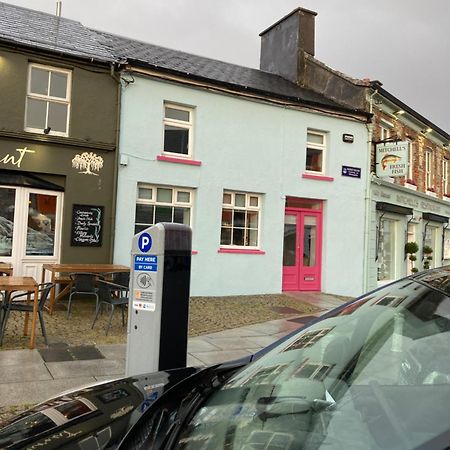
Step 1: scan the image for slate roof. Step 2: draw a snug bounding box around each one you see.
[0,2,366,115]
[0,2,114,62]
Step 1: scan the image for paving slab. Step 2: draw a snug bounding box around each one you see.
[203,336,262,350]
[96,344,126,360]
[0,349,43,367]
[187,338,221,353]
[190,349,252,366]
[0,362,52,384]
[45,359,125,379]
[0,377,95,407]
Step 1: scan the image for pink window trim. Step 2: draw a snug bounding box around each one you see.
[192,250,198,255]
[302,173,334,182]
[218,248,266,255]
[157,155,202,166]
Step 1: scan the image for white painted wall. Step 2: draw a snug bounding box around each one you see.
[114,76,369,297]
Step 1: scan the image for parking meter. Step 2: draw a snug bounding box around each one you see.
[126,223,192,377]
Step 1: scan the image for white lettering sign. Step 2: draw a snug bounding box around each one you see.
[0,147,35,168]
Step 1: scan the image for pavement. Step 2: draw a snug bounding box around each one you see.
[0,292,345,409]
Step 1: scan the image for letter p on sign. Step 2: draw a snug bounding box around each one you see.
[138,232,152,253]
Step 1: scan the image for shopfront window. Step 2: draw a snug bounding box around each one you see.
[406,222,417,275]
[378,218,396,281]
[0,187,16,257]
[424,226,438,269]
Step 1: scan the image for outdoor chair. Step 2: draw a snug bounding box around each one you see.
[103,271,130,289]
[0,282,53,346]
[92,280,129,335]
[67,273,99,318]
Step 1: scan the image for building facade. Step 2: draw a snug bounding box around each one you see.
[111,9,371,297]
[366,83,450,290]
[0,4,119,279]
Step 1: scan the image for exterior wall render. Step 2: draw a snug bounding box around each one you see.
[114,76,369,297]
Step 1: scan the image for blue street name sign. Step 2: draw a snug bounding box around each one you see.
[342,165,361,178]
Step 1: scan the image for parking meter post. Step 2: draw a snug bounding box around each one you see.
[126,223,192,377]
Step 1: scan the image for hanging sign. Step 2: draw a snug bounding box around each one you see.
[376,141,409,177]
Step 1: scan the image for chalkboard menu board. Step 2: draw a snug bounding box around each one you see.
[71,204,104,247]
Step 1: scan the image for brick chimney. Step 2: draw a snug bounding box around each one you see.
[260,7,317,85]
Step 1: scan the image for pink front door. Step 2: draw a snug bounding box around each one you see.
[282,208,322,291]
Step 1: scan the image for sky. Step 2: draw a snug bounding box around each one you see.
[3,0,449,132]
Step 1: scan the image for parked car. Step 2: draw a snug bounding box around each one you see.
[2,268,450,449]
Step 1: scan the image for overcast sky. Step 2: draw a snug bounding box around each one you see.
[3,0,449,131]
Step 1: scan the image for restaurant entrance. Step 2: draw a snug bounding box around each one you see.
[282,198,322,291]
[0,185,63,278]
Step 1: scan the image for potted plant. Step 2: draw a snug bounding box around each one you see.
[405,241,419,273]
[423,245,433,270]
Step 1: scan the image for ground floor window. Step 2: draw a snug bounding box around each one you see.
[378,218,397,281]
[424,225,439,269]
[134,184,193,234]
[221,191,260,247]
[406,222,418,275]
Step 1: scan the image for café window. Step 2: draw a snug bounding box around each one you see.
[221,191,261,248]
[305,130,327,174]
[163,103,194,157]
[134,184,193,234]
[25,64,71,136]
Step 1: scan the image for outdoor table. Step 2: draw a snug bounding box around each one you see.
[0,276,38,349]
[0,263,13,276]
[41,264,130,314]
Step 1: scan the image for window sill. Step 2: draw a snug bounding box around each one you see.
[301,173,334,182]
[218,248,266,255]
[426,190,437,198]
[157,155,202,166]
[405,183,417,191]
[192,250,198,255]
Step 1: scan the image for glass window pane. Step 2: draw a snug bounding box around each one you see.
[26,98,47,129]
[177,191,190,203]
[0,188,16,257]
[220,228,231,245]
[49,71,68,98]
[138,187,152,200]
[135,204,154,225]
[283,217,297,266]
[232,228,245,246]
[233,211,245,228]
[303,216,317,267]
[247,229,258,247]
[164,126,189,155]
[134,224,148,234]
[48,102,68,133]
[248,211,258,229]
[235,194,245,207]
[378,219,396,281]
[155,205,173,223]
[30,67,49,95]
[223,193,232,204]
[26,193,56,256]
[307,132,324,145]
[156,188,172,203]
[249,196,259,207]
[173,207,190,225]
[165,107,190,122]
[306,148,323,172]
[221,209,232,227]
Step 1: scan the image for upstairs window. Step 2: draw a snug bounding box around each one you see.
[163,103,193,157]
[443,159,449,196]
[25,64,71,136]
[135,184,193,234]
[305,131,327,174]
[407,139,414,181]
[425,149,433,191]
[221,191,261,248]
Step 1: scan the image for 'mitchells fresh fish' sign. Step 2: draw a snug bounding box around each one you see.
[376,141,409,177]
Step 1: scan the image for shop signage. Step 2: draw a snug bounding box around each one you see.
[376,141,408,177]
[70,204,104,246]
[0,147,35,168]
[342,165,361,178]
[72,152,104,176]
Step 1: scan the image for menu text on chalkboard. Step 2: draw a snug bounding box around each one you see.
[71,204,104,247]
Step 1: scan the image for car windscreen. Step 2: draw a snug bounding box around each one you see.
[176,278,450,450]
